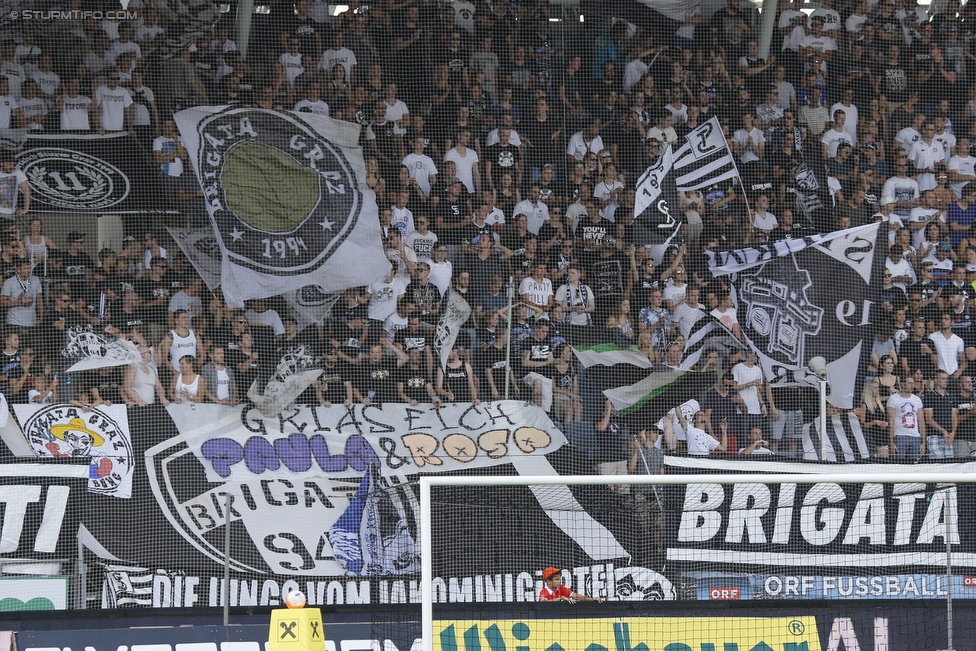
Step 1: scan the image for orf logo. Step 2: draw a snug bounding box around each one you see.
[195,108,362,275]
[18,148,129,210]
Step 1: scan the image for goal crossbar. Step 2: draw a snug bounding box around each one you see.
[419,472,975,651]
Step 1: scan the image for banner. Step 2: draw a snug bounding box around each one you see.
[688,570,976,600]
[435,617,820,651]
[144,402,633,580]
[167,402,564,483]
[60,325,142,373]
[174,107,391,306]
[15,608,976,651]
[166,226,222,292]
[329,464,420,576]
[707,222,886,408]
[0,461,87,559]
[433,290,472,371]
[14,404,135,498]
[15,132,173,213]
[632,0,702,22]
[662,455,976,570]
[802,411,870,462]
[792,161,830,231]
[246,341,322,417]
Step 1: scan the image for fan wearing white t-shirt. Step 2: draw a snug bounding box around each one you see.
[443,128,480,195]
[293,82,329,116]
[519,263,554,320]
[318,32,357,82]
[886,375,926,461]
[95,70,134,134]
[58,78,92,131]
[402,136,438,198]
[948,137,976,198]
[277,40,306,101]
[674,407,727,456]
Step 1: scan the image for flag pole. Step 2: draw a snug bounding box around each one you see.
[722,130,754,239]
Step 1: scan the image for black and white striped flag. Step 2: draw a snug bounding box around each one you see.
[672,117,740,191]
[631,145,683,246]
[801,411,870,462]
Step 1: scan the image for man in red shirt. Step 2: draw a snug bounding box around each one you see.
[538,567,604,603]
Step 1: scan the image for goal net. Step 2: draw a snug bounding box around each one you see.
[419,471,976,651]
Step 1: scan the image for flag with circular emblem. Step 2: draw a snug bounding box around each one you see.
[174,107,391,307]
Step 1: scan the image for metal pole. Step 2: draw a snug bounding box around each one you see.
[236,0,255,58]
[223,492,231,628]
[503,275,515,400]
[819,378,828,461]
[757,0,779,59]
[420,480,433,651]
[946,487,954,651]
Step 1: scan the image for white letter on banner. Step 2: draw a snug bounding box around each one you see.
[725,484,770,544]
[800,483,846,546]
[34,485,69,553]
[842,484,886,545]
[892,484,926,545]
[677,483,724,542]
[0,486,41,553]
[917,487,960,545]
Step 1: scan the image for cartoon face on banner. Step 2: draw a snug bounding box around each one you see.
[610,567,677,601]
[19,405,134,498]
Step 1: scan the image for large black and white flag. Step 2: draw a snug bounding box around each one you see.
[432,290,472,371]
[707,223,887,408]
[672,117,739,191]
[16,133,173,214]
[174,107,391,307]
[61,325,143,373]
[631,145,682,246]
[168,225,342,326]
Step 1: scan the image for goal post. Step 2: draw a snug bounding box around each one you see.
[418,466,976,651]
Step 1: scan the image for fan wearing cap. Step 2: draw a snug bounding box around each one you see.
[539,567,603,603]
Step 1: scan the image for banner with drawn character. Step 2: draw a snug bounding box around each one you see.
[14,404,134,498]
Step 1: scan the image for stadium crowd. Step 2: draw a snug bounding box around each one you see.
[1,0,976,471]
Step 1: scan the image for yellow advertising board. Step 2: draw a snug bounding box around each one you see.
[434,617,820,651]
[268,607,327,651]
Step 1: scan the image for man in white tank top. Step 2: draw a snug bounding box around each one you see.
[159,309,200,374]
